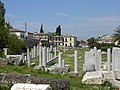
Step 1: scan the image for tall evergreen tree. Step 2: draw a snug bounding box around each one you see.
[56,25,61,36]
[0,0,9,56]
[40,24,44,33]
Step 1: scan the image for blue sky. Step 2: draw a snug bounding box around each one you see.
[3,0,120,40]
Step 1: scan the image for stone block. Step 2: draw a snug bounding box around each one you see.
[82,71,103,84]
[115,71,120,80]
[11,83,51,90]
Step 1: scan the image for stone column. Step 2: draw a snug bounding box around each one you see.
[84,51,89,63]
[39,46,42,66]
[107,48,111,73]
[94,47,97,71]
[42,47,46,67]
[49,53,52,61]
[27,48,31,66]
[62,59,65,68]
[3,48,8,56]
[54,47,57,57]
[97,49,101,71]
[47,47,49,62]
[112,48,115,75]
[21,53,24,60]
[31,48,34,59]
[36,45,39,56]
[58,52,62,67]
[74,50,78,73]
[33,46,36,58]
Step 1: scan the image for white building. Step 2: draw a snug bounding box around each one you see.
[98,34,114,44]
[9,28,34,40]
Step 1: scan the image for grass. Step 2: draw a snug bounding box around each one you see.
[0,48,113,90]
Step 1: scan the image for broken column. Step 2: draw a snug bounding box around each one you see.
[3,48,8,56]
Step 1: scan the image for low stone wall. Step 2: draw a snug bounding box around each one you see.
[0,73,69,90]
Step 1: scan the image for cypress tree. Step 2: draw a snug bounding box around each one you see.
[0,0,9,56]
[56,25,61,36]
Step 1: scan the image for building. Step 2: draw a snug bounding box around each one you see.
[53,35,63,46]
[63,35,77,47]
[9,28,37,48]
[9,28,34,40]
[79,40,88,48]
[98,34,114,44]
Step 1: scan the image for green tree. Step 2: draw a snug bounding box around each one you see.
[113,26,120,44]
[56,25,61,36]
[0,1,9,56]
[8,34,25,54]
[87,37,98,48]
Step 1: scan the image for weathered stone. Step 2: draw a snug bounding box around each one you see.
[74,50,78,73]
[82,71,103,84]
[11,83,50,90]
[83,63,95,72]
[0,73,70,90]
[114,71,120,80]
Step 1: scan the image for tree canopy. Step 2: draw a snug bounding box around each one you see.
[113,26,120,43]
[56,25,61,36]
[0,1,25,56]
[0,0,9,50]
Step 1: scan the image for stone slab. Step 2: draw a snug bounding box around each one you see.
[82,71,103,84]
[11,83,50,90]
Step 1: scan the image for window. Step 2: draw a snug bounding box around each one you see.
[70,43,72,47]
[59,38,60,41]
[65,38,67,42]
[65,44,67,47]
[63,38,64,42]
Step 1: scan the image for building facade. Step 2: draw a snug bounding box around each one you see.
[63,35,77,47]
[98,34,114,44]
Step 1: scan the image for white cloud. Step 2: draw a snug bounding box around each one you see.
[56,12,67,17]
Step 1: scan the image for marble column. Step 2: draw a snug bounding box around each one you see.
[47,47,49,62]
[94,47,97,71]
[58,52,62,67]
[74,50,78,73]
[3,48,8,56]
[107,48,111,73]
[97,49,101,71]
[42,47,46,67]
[54,47,57,57]
[31,48,34,59]
[27,48,31,66]
[33,46,36,58]
[39,46,42,66]
[36,45,39,56]
[62,59,65,68]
